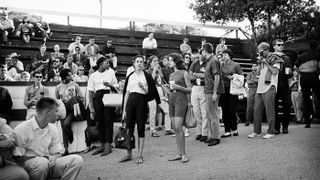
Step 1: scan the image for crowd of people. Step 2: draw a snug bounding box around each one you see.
[0,22,320,179]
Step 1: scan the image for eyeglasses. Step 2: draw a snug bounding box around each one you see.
[35,76,43,78]
[79,69,84,71]
[276,44,284,46]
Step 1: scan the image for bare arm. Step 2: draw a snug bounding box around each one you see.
[88,91,95,113]
[122,91,130,119]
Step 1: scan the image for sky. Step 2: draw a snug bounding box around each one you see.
[2,0,320,39]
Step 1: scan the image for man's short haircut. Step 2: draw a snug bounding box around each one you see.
[258,42,270,51]
[96,56,108,68]
[203,43,214,54]
[59,68,71,81]
[33,71,43,77]
[272,39,284,45]
[36,97,59,114]
[134,55,145,62]
[309,40,319,50]
[220,38,226,42]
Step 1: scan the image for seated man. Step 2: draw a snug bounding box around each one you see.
[4,56,19,79]
[0,12,15,45]
[101,40,118,71]
[24,71,49,120]
[142,32,158,59]
[63,54,79,75]
[13,97,83,180]
[72,46,88,74]
[36,17,51,44]
[9,52,24,72]
[47,57,63,81]
[16,16,34,44]
[0,117,29,180]
[68,35,84,54]
[84,37,100,58]
[0,64,15,81]
[50,44,66,64]
[33,45,51,79]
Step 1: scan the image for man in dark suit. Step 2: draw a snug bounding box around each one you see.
[72,46,89,75]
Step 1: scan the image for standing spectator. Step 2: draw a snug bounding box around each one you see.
[9,52,24,72]
[199,38,207,52]
[248,42,282,139]
[73,65,88,82]
[13,97,83,180]
[245,63,259,126]
[220,49,243,138]
[0,117,30,180]
[0,64,14,81]
[88,57,118,156]
[142,32,158,59]
[295,41,320,128]
[36,17,51,44]
[84,37,100,58]
[160,55,173,83]
[33,45,51,79]
[55,69,84,155]
[101,40,118,70]
[165,53,192,163]
[16,16,34,44]
[290,69,303,123]
[47,57,63,81]
[180,37,192,55]
[120,55,160,164]
[0,12,14,45]
[189,51,208,142]
[273,39,292,134]
[68,35,84,54]
[215,38,227,55]
[50,44,65,64]
[24,71,49,120]
[63,54,78,75]
[203,43,224,146]
[0,86,13,122]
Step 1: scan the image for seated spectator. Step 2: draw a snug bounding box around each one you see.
[180,37,192,55]
[14,71,30,81]
[47,57,63,82]
[13,97,84,180]
[73,65,88,82]
[9,52,24,72]
[72,46,87,66]
[24,71,49,120]
[0,86,13,122]
[101,39,118,70]
[142,32,158,59]
[68,35,84,54]
[5,56,19,79]
[84,37,100,58]
[25,59,44,77]
[0,117,30,180]
[35,17,51,44]
[55,69,84,155]
[215,38,227,55]
[0,12,15,45]
[50,44,65,64]
[63,54,78,75]
[16,16,35,44]
[33,45,51,79]
[0,64,14,81]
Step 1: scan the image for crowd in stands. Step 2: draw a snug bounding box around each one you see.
[1,11,320,178]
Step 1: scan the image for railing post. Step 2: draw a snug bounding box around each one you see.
[67,16,70,26]
[236,30,239,39]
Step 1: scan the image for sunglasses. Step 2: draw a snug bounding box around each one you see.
[276,44,284,46]
[79,69,84,71]
[35,76,43,78]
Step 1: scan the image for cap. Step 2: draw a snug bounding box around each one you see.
[9,52,20,58]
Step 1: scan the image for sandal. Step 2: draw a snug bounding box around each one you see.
[136,156,144,164]
[119,155,132,163]
[168,155,182,161]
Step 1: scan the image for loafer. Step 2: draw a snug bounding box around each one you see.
[208,139,220,146]
[204,138,212,144]
[274,129,280,135]
[164,130,175,135]
[168,155,182,161]
[200,136,207,142]
[221,132,231,138]
[282,128,288,134]
[195,135,202,141]
[119,155,132,163]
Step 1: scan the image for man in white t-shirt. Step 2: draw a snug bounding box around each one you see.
[68,35,84,54]
[248,42,283,139]
[142,32,158,59]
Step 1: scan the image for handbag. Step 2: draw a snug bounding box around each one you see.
[102,89,123,107]
[114,119,135,150]
[84,125,100,148]
[185,105,196,128]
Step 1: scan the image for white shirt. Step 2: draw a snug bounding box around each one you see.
[126,66,135,77]
[257,63,280,94]
[142,37,157,49]
[126,72,148,94]
[13,117,64,157]
[87,68,118,92]
[16,60,24,71]
[68,42,85,54]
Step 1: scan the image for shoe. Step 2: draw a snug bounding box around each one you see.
[221,132,231,138]
[248,133,261,138]
[208,139,220,146]
[262,134,275,139]
[168,155,182,161]
[172,134,176,137]
[181,155,189,163]
[200,136,207,142]
[92,145,104,155]
[151,131,160,137]
[136,156,144,164]
[100,144,112,156]
[232,130,238,136]
[282,128,288,134]
[274,129,280,135]
[244,122,250,126]
[204,138,211,143]
[119,155,132,163]
[305,124,310,128]
[164,130,174,135]
[195,135,202,141]
[185,132,190,137]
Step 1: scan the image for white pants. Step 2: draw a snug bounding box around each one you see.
[148,100,157,131]
[191,86,208,136]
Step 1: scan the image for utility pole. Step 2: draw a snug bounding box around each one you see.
[99,0,102,28]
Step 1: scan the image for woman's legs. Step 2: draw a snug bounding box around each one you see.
[173,117,185,156]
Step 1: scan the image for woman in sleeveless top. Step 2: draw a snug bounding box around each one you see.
[162,53,192,163]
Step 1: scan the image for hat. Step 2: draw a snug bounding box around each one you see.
[96,56,108,67]
[9,52,20,58]
[221,48,234,58]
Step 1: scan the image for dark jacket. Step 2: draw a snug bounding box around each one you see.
[122,70,161,107]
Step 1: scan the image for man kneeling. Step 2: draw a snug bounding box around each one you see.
[13,97,83,180]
